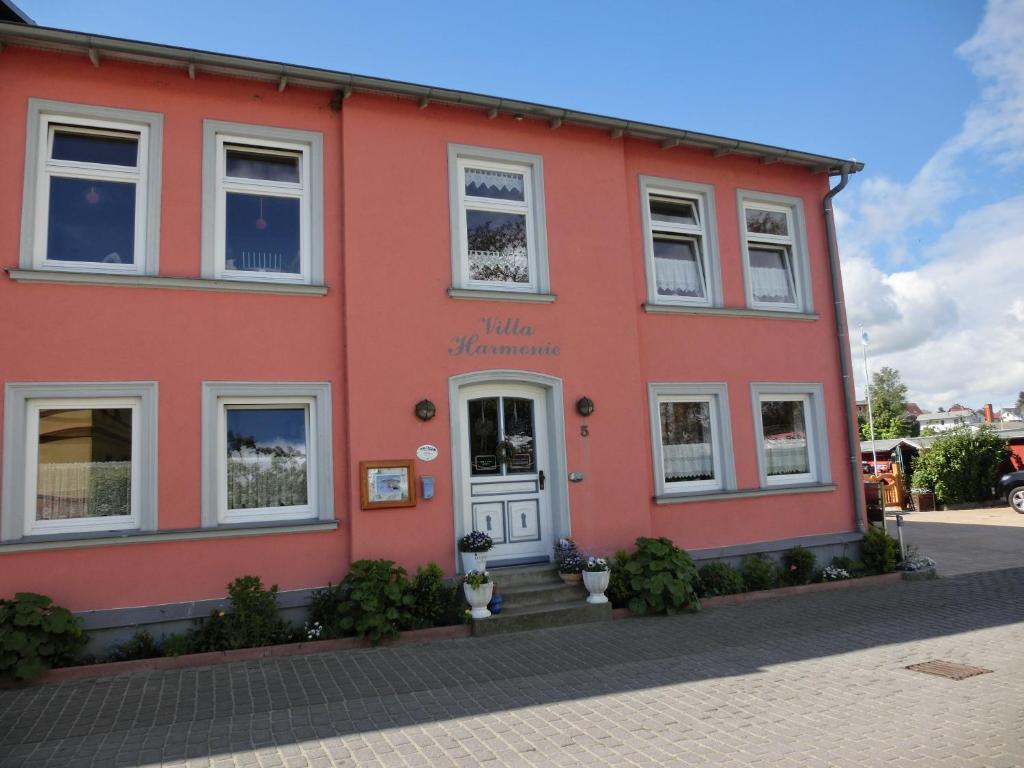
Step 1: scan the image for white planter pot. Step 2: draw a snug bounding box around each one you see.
[460,551,488,574]
[463,581,494,619]
[582,569,610,604]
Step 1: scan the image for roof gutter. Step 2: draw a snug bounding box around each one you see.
[0,21,864,176]
[823,166,866,534]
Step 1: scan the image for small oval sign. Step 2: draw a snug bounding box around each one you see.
[416,444,439,462]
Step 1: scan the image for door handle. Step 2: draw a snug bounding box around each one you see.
[538,470,545,490]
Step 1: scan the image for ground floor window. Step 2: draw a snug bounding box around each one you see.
[751,383,830,487]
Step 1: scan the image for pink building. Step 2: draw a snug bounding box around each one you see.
[0,16,866,643]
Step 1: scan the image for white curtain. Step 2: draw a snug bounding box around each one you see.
[764,439,810,475]
[36,461,131,520]
[751,265,794,302]
[465,168,524,196]
[655,257,704,296]
[662,442,714,480]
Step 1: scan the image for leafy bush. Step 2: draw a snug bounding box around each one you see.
[190,576,292,652]
[911,426,1010,504]
[405,563,457,630]
[740,554,779,591]
[605,549,633,608]
[310,560,415,645]
[830,556,866,577]
[780,546,816,586]
[106,630,161,662]
[0,592,88,681]
[622,537,699,615]
[159,633,194,657]
[861,527,897,574]
[697,562,746,597]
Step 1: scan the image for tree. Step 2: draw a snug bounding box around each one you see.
[859,367,916,439]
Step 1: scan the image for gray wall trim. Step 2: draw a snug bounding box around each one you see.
[0,520,337,554]
[447,288,557,304]
[639,175,722,308]
[749,382,832,489]
[201,382,334,528]
[201,119,325,285]
[2,381,158,542]
[647,382,736,497]
[6,268,329,295]
[20,98,164,275]
[736,188,813,314]
[448,370,570,573]
[655,483,836,505]
[447,143,549,294]
[642,303,818,321]
[689,529,862,562]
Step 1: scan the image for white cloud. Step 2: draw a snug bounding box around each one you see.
[840,0,1024,411]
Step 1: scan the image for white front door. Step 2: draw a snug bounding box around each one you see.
[457,383,553,567]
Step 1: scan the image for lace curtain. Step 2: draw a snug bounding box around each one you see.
[662,443,714,481]
[36,461,131,520]
[465,168,524,197]
[764,439,810,475]
[655,256,704,296]
[750,264,794,302]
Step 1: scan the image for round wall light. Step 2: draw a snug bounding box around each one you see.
[576,396,595,417]
[415,399,437,421]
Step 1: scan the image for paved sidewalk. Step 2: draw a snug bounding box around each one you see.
[891,505,1024,575]
[2,569,1023,768]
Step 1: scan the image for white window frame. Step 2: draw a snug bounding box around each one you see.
[201,382,334,528]
[1,382,159,543]
[640,177,721,307]
[648,383,735,497]
[750,383,831,488]
[20,100,163,275]
[737,190,812,313]
[448,144,549,295]
[202,121,324,286]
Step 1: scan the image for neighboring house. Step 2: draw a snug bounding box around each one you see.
[0,18,866,641]
[917,409,981,432]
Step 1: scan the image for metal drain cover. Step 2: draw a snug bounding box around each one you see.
[906,660,992,681]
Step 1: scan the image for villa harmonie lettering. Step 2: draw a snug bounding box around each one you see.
[448,317,560,357]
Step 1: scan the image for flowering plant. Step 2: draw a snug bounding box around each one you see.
[458,530,494,553]
[583,556,609,572]
[304,621,324,641]
[464,569,490,589]
[821,565,850,581]
[554,537,583,574]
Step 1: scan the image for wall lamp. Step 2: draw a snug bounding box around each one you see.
[415,399,437,421]
[576,396,595,417]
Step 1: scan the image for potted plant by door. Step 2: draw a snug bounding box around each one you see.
[458,531,493,574]
[554,537,583,583]
[463,570,494,619]
[581,556,610,604]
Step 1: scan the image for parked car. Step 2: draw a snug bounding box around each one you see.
[995,471,1024,513]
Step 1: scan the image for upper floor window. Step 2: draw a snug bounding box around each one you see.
[202,121,324,285]
[640,177,721,307]
[738,191,812,313]
[448,145,549,296]
[21,100,163,275]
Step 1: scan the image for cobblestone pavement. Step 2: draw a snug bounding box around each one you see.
[893,505,1024,575]
[3,569,1023,768]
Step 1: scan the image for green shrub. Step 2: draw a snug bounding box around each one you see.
[160,633,194,657]
[911,426,1009,504]
[830,556,866,577]
[740,554,779,591]
[190,576,292,652]
[106,630,161,662]
[780,546,816,586]
[622,537,700,615]
[862,527,897,574]
[605,550,633,608]
[405,563,457,630]
[697,562,746,597]
[0,592,88,681]
[310,559,415,645]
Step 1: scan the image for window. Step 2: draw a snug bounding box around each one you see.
[1,383,158,542]
[21,100,163,275]
[201,383,334,526]
[738,191,811,312]
[202,121,324,285]
[751,383,831,488]
[640,177,721,307]
[648,384,735,496]
[448,145,549,295]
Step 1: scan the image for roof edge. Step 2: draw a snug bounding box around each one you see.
[0,21,863,174]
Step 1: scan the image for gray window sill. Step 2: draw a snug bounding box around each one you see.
[0,519,338,553]
[655,483,836,505]
[642,303,818,321]
[448,287,557,303]
[6,268,328,296]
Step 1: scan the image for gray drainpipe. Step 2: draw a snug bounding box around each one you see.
[823,165,866,533]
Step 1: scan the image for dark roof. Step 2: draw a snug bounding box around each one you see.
[0,0,32,24]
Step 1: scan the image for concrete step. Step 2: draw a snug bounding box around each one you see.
[487,563,560,588]
[472,600,612,637]
[497,581,586,609]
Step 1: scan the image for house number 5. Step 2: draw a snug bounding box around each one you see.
[580,424,589,437]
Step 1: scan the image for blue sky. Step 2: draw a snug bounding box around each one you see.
[18,0,1024,412]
